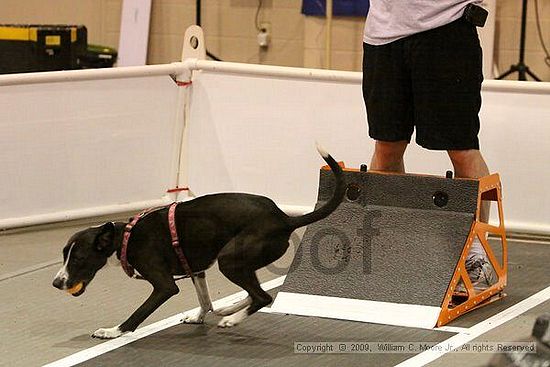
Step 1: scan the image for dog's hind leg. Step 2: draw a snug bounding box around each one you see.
[215,234,289,327]
[216,271,269,328]
[213,296,252,317]
[182,272,213,324]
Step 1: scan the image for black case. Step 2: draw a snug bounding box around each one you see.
[463,4,488,28]
[0,24,88,74]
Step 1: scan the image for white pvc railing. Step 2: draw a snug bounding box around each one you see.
[1,33,549,233]
[2,58,548,94]
[0,72,182,229]
[0,63,187,86]
[179,60,550,235]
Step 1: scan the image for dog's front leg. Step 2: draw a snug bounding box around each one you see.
[92,283,179,339]
[182,272,213,324]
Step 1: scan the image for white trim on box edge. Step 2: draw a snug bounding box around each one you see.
[271,291,442,330]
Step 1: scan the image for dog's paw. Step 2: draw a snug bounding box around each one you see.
[181,309,206,324]
[92,326,123,339]
[217,308,248,328]
[217,318,236,328]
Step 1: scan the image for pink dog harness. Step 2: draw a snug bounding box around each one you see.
[120,202,194,279]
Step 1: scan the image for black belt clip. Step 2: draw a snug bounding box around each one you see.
[463,3,488,27]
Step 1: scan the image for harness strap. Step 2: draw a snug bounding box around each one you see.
[120,210,144,277]
[168,202,195,279]
[120,203,194,279]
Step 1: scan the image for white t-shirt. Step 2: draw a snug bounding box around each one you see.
[363,0,482,45]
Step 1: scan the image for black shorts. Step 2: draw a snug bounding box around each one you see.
[362,18,483,150]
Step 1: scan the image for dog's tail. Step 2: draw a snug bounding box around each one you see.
[286,143,346,229]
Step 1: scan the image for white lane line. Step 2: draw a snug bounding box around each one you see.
[44,277,550,367]
[43,275,286,367]
[396,285,550,367]
[0,259,61,282]
[434,326,471,334]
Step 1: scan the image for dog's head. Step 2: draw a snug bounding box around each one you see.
[52,222,116,297]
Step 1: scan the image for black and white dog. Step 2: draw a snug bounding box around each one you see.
[52,146,344,339]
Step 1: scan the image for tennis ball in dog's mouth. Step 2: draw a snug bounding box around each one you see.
[67,282,83,295]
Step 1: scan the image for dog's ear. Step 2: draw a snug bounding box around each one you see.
[95,222,115,252]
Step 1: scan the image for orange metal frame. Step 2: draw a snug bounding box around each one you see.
[437,173,507,326]
[324,164,508,326]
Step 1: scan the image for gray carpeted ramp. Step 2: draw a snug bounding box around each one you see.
[272,169,480,328]
[72,240,549,367]
[77,309,454,367]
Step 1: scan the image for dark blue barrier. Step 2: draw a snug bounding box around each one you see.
[302,0,369,17]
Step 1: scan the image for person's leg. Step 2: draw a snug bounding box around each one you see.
[362,40,413,167]
[447,149,490,222]
[370,140,408,173]
[448,149,496,291]
[407,17,495,291]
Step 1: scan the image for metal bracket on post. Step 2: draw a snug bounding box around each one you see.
[181,25,206,62]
